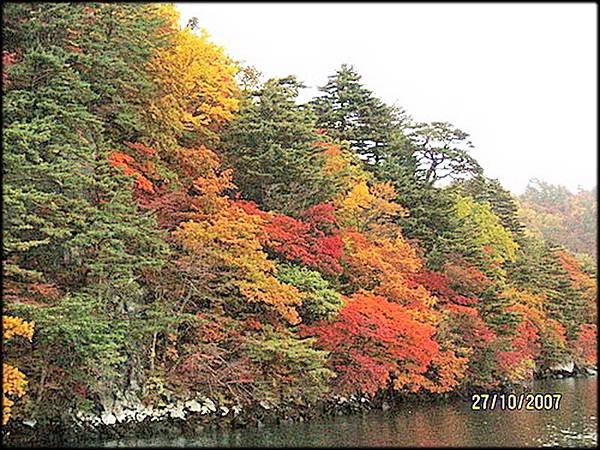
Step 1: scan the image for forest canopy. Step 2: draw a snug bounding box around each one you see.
[2,2,596,432]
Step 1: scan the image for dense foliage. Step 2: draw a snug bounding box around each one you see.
[2,2,596,432]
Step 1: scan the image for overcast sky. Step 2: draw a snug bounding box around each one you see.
[175,2,597,195]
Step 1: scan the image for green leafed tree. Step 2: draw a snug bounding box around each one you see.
[2,2,172,421]
[310,64,410,166]
[221,76,334,215]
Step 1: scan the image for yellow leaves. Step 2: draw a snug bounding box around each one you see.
[505,357,536,382]
[147,9,240,142]
[2,315,34,425]
[173,204,303,324]
[3,364,28,425]
[2,365,27,398]
[501,287,545,310]
[237,279,303,326]
[334,180,407,235]
[455,195,519,264]
[342,231,421,282]
[3,315,34,342]
[152,3,181,30]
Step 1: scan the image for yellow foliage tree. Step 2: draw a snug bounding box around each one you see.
[173,203,304,324]
[3,315,34,425]
[334,180,407,236]
[146,4,240,147]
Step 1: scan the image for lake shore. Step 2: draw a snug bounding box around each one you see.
[3,368,596,448]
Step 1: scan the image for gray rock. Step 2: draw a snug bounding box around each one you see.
[185,400,202,412]
[203,398,217,413]
[22,419,37,428]
[549,360,575,374]
[169,406,186,420]
[259,400,271,410]
[101,413,117,425]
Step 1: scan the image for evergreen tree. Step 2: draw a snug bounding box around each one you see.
[3,2,171,420]
[310,64,408,165]
[221,76,333,215]
[456,175,526,239]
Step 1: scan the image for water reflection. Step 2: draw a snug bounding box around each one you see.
[98,376,597,448]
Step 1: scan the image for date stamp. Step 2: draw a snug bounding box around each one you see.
[471,393,562,411]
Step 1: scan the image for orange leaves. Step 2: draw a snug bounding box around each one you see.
[173,203,303,324]
[108,142,159,193]
[341,230,425,304]
[302,292,439,395]
[395,349,469,394]
[3,315,34,425]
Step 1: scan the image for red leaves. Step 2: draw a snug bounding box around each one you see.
[443,260,493,298]
[496,311,541,381]
[2,51,17,87]
[302,292,439,395]
[443,303,496,348]
[574,324,597,366]
[235,200,344,275]
[108,143,158,194]
[411,269,476,306]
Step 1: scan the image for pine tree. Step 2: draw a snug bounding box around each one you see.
[456,176,526,239]
[3,2,171,419]
[311,64,408,166]
[222,76,333,215]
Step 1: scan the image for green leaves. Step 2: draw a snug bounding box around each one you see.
[276,264,343,322]
[222,76,333,215]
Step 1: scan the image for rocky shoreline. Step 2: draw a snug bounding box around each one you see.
[3,366,597,447]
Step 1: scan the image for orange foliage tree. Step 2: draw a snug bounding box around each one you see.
[301,292,439,395]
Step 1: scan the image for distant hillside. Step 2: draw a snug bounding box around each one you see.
[518,179,597,261]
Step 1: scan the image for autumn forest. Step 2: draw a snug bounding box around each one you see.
[1,3,597,442]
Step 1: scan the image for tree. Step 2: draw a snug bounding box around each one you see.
[311,64,409,166]
[519,180,597,260]
[2,2,171,420]
[173,202,304,325]
[301,292,439,396]
[2,316,34,425]
[457,175,525,238]
[236,200,345,276]
[222,77,332,215]
[453,194,519,271]
[275,264,344,323]
[407,121,482,187]
[145,4,240,149]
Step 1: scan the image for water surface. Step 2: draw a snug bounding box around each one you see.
[100,375,597,447]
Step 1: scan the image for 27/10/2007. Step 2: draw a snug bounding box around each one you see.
[471,393,562,411]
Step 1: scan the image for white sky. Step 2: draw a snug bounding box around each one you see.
[175,2,597,195]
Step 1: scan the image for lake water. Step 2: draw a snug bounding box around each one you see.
[100,375,597,447]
